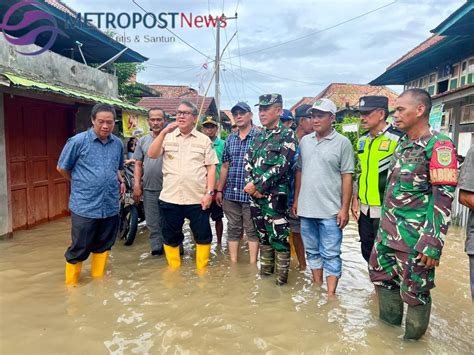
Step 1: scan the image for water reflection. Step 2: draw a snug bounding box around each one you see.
[0,217,472,354]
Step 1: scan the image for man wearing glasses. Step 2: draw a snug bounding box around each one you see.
[148,100,218,271]
[216,102,259,263]
[244,94,298,285]
[293,98,354,296]
[351,96,404,262]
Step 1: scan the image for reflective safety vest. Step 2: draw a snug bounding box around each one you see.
[357,125,404,206]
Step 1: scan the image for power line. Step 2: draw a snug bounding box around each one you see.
[131,0,211,59]
[223,25,241,100]
[226,66,268,95]
[145,62,196,69]
[226,0,397,60]
[221,69,236,103]
[235,17,246,99]
[221,59,325,85]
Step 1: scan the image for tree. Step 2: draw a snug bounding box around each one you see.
[114,62,145,104]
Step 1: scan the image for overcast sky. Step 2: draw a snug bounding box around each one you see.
[66,0,463,112]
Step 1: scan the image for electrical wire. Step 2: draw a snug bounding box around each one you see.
[226,1,397,60]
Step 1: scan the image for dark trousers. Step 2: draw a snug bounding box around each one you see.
[65,212,119,263]
[358,211,380,262]
[160,201,212,247]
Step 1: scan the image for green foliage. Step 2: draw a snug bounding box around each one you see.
[114,62,145,104]
[220,130,229,141]
[334,116,364,177]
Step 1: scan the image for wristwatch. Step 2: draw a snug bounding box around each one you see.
[207,190,215,196]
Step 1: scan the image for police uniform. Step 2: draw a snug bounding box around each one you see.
[355,96,404,262]
[369,129,457,338]
[244,94,298,285]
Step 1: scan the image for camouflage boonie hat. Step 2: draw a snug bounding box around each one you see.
[255,94,283,107]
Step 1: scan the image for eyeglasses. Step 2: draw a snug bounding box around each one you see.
[176,111,194,116]
[232,110,247,117]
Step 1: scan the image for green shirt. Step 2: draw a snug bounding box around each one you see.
[212,137,225,182]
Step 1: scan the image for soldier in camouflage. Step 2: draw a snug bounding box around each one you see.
[244,94,298,285]
[369,89,458,340]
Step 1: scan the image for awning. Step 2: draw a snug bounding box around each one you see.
[2,72,147,113]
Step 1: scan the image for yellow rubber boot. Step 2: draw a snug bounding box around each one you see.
[65,261,82,285]
[289,232,296,257]
[91,251,109,278]
[164,244,181,268]
[196,244,211,270]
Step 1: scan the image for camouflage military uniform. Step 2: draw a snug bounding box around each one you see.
[244,123,297,252]
[369,130,457,305]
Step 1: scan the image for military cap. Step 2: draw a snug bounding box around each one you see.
[295,104,312,118]
[202,117,218,126]
[255,94,283,107]
[357,96,389,112]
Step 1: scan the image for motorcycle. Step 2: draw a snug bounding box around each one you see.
[118,163,145,246]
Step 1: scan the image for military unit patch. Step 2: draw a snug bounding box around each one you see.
[429,140,457,185]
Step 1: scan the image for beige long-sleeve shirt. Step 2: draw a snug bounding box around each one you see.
[159,128,218,205]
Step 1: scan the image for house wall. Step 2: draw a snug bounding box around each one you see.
[0,37,118,98]
[0,94,12,238]
[404,56,474,95]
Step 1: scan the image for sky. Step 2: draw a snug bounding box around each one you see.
[65,0,464,112]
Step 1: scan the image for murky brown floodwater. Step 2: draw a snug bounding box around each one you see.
[0,218,472,354]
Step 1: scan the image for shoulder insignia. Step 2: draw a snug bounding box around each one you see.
[430,140,457,186]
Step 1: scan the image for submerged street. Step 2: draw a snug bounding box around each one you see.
[0,218,471,354]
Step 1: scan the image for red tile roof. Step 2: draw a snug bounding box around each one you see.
[146,85,198,98]
[290,83,399,112]
[221,110,235,125]
[387,35,446,70]
[137,96,215,116]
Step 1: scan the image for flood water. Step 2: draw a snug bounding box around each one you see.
[0,218,472,354]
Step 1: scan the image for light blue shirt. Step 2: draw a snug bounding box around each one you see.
[58,128,124,219]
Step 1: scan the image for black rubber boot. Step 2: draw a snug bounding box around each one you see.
[275,251,290,285]
[404,300,432,340]
[378,286,404,326]
[260,245,275,276]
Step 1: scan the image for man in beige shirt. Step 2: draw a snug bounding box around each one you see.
[148,100,218,270]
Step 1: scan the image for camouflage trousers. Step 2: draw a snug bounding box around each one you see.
[250,194,290,252]
[369,239,435,306]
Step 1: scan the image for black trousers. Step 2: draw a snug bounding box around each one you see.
[65,212,119,263]
[358,210,380,262]
[160,201,212,247]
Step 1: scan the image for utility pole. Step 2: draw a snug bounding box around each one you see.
[214,13,237,136]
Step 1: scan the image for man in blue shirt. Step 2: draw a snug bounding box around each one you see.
[57,103,125,286]
[216,102,259,263]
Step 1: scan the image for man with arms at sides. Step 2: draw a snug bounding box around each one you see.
[293,98,354,296]
[216,102,259,263]
[57,103,125,285]
[202,117,225,245]
[132,107,167,256]
[369,89,458,340]
[351,96,404,263]
[244,94,298,285]
[148,100,218,271]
